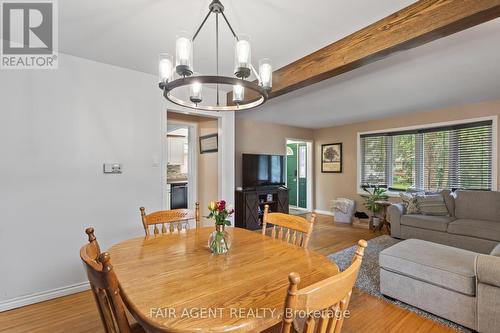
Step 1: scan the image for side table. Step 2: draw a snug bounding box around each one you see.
[375,200,392,232]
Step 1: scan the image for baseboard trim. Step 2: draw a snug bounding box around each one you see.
[0,281,90,312]
[314,209,334,216]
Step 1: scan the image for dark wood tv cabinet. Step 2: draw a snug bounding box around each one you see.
[235,186,289,230]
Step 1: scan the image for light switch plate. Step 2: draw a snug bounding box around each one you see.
[152,155,160,167]
[103,163,122,174]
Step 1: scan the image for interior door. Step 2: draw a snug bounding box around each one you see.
[286,144,298,206]
[298,143,307,209]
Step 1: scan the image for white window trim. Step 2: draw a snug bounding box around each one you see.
[357,116,498,197]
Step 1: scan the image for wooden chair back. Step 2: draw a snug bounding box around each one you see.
[140,202,200,236]
[281,240,368,333]
[262,205,315,248]
[80,228,134,333]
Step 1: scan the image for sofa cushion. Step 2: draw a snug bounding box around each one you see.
[379,239,478,296]
[448,219,500,242]
[416,194,449,216]
[401,214,455,232]
[490,243,500,257]
[455,190,500,222]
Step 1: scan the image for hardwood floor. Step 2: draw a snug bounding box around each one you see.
[0,214,454,333]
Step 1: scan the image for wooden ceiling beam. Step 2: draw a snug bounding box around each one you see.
[227,0,500,104]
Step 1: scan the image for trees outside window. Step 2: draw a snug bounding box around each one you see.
[360,120,493,191]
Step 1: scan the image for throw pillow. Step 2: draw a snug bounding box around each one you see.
[416,194,449,216]
[399,192,420,214]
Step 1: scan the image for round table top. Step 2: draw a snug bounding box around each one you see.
[109,227,339,333]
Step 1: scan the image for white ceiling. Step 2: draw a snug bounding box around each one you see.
[59,0,414,75]
[59,1,500,129]
[238,18,500,128]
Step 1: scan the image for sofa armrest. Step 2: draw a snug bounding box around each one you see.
[476,254,500,288]
[476,254,500,332]
[388,203,405,239]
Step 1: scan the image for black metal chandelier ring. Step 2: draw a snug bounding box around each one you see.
[162,75,269,112]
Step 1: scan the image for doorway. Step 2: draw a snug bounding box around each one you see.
[166,123,197,210]
[286,139,312,211]
[164,110,226,224]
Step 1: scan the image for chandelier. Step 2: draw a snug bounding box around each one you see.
[158,0,272,111]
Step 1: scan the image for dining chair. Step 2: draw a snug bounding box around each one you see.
[262,205,315,248]
[80,227,145,333]
[280,239,368,333]
[139,202,200,236]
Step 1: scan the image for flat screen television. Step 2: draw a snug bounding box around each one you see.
[242,153,285,188]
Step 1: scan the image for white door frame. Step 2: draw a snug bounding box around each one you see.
[162,108,235,212]
[285,138,313,212]
[165,120,198,210]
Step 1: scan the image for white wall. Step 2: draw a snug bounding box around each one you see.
[0,54,164,310]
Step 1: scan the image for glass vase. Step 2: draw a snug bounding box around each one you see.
[208,225,231,255]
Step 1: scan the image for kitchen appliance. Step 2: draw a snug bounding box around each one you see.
[170,182,188,209]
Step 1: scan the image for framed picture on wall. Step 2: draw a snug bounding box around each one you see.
[199,133,218,154]
[321,143,342,173]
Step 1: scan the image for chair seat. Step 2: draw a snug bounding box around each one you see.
[401,214,455,232]
[379,239,478,296]
[447,219,500,242]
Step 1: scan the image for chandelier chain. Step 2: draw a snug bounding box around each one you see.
[216,12,220,106]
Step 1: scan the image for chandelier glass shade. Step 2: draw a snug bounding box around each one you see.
[158,0,272,111]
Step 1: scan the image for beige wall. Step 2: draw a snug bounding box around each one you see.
[235,117,314,188]
[314,100,500,213]
[198,118,219,218]
[167,112,218,218]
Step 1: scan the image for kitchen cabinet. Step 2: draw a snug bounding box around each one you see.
[168,137,186,165]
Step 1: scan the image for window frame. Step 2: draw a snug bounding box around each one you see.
[357,116,498,196]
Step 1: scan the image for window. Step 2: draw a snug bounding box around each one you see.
[299,146,306,178]
[359,120,494,191]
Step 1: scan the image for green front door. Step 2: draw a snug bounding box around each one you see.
[298,143,307,209]
[287,144,298,206]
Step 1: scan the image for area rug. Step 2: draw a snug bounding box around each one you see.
[327,236,471,332]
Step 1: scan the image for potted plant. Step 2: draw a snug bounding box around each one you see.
[361,184,389,227]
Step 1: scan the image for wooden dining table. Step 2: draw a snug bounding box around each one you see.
[109,227,339,333]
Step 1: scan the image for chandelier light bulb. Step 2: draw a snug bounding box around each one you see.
[234,35,251,78]
[159,53,173,85]
[232,84,245,103]
[236,40,250,64]
[177,38,191,63]
[259,58,272,90]
[176,32,193,77]
[189,81,203,105]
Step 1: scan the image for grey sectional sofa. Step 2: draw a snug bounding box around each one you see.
[383,190,500,331]
[388,190,500,254]
[380,239,500,332]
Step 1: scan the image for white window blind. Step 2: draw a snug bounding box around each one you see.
[360,120,493,191]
